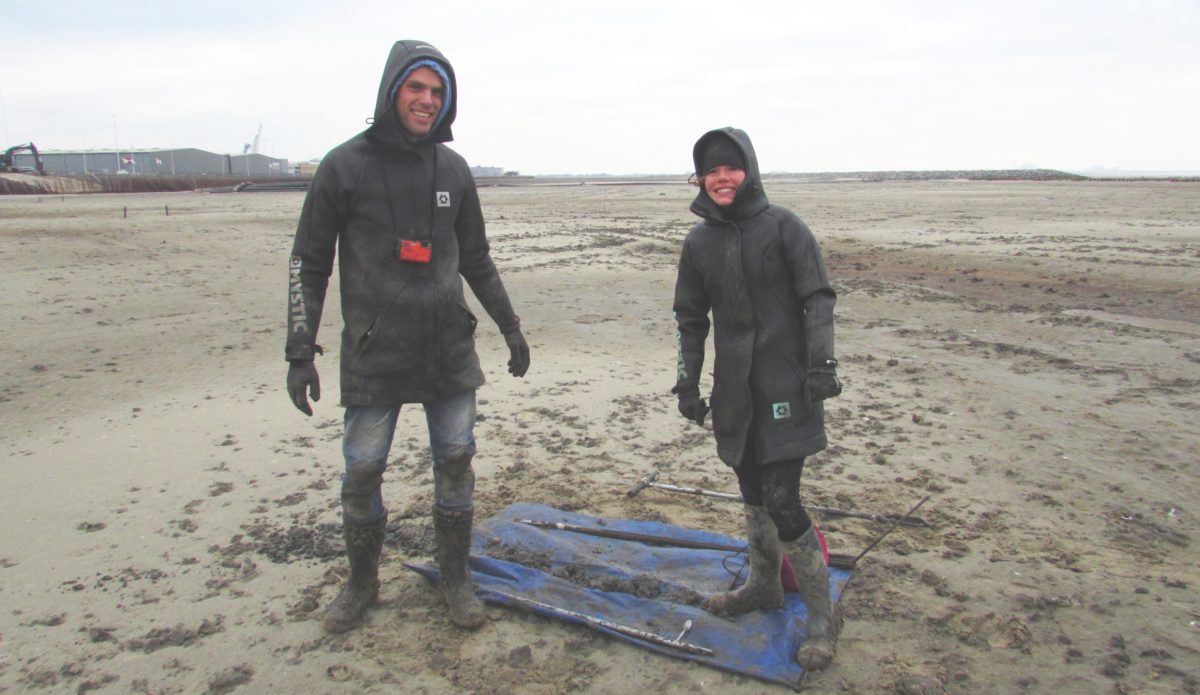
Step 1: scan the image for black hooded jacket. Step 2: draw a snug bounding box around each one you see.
[287,40,521,405]
[673,128,836,467]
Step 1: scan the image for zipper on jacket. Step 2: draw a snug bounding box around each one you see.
[432,283,442,391]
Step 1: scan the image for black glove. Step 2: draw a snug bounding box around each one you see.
[504,329,530,377]
[677,393,710,426]
[804,292,840,402]
[287,361,320,416]
[805,369,842,402]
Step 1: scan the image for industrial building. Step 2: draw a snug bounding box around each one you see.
[9,147,289,177]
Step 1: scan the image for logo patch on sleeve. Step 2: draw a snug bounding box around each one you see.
[772,402,792,420]
[436,191,451,207]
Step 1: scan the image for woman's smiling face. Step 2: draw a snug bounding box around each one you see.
[703,165,746,207]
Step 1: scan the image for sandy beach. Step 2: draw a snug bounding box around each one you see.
[1,179,1196,693]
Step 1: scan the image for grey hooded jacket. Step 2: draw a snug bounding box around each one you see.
[673,127,836,467]
[286,40,521,405]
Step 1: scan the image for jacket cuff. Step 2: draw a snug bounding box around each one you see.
[671,383,699,398]
[286,343,322,362]
[500,316,522,336]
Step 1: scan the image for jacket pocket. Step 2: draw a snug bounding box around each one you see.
[354,312,384,355]
[450,293,478,335]
[352,274,414,355]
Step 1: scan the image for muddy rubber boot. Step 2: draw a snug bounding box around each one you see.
[784,524,841,671]
[323,512,387,633]
[703,505,786,616]
[433,507,487,629]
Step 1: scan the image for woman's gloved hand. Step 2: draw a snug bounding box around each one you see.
[805,369,842,402]
[677,393,710,426]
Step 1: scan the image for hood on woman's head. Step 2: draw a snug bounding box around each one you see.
[699,135,745,175]
[689,127,769,221]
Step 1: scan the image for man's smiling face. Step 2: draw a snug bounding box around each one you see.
[395,66,444,138]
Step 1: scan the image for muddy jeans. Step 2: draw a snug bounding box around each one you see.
[340,389,477,524]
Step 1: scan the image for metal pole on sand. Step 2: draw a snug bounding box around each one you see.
[627,469,931,528]
[491,590,714,656]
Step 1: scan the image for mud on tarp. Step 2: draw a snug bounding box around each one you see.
[404,503,851,689]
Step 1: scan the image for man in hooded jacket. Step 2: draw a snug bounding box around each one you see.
[673,127,842,670]
[286,40,530,632]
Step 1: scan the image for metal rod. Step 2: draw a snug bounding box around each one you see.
[637,477,930,528]
[625,468,659,497]
[518,518,743,552]
[491,590,714,656]
[852,494,932,565]
[645,480,742,501]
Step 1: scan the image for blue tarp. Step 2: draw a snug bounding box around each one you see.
[404,503,851,689]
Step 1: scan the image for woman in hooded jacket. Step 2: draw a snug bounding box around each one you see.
[672,127,843,670]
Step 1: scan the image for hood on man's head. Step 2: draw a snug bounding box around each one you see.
[389,58,453,135]
[371,40,458,146]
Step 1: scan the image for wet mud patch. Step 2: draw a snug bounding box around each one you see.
[61,566,170,593]
[125,616,225,653]
[207,664,255,694]
[18,664,117,692]
[483,537,553,571]
[213,521,343,565]
[256,524,342,563]
[1101,507,1191,560]
[1097,634,1200,693]
[424,634,602,693]
[482,539,704,605]
[840,559,924,623]
[5,183,1199,694]
[385,518,436,556]
[213,516,439,568]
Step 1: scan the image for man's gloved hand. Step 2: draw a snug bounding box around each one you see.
[287,361,320,416]
[805,369,842,402]
[677,393,710,426]
[505,329,530,377]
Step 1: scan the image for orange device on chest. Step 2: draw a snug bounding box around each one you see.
[397,239,432,264]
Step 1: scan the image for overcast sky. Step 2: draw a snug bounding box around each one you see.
[3,0,1198,175]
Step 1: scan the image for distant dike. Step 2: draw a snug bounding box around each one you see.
[2,169,1197,195]
[0,174,312,195]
